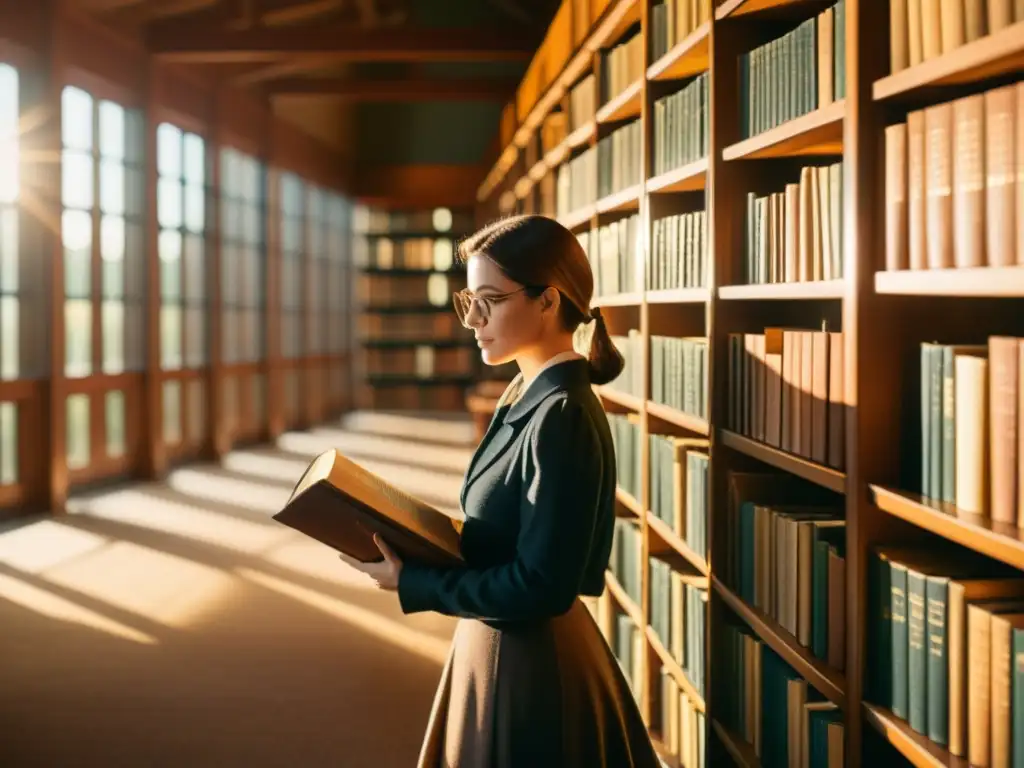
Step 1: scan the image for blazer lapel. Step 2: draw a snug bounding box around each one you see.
[461,376,521,507]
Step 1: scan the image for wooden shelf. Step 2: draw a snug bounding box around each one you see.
[595,184,643,214]
[647,22,710,81]
[871,485,1024,571]
[646,400,710,435]
[723,100,845,160]
[647,511,710,575]
[646,287,711,304]
[875,266,1024,297]
[616,486,643,517]
[589,0,641,52]
[596,78,643,124]
[863,703,969,768]
[718,280,845,300]
[712,719,761,768]
[715,0,829,20]
[558,204,596,230]
[874,21,1024,102]
[646,158,708,194]
[593,291,643,308]
[596,386,644,412]
[646,624,706,713]
[719,430,846,494]
[606,569,643,628]
[713,577,847,708]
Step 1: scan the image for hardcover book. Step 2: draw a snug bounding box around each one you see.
[274,448,464,567]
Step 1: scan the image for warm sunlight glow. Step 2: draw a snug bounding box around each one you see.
[0,65,18,204]
[237,568,451,666]
[164,466,289,515]
[222,449,311,485]
[0,519,107,573]
[0,572,156,645]
[259,538,393,589]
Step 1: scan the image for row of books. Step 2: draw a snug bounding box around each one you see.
[611,517,643,609]
[871,544,1024,763]
[649,434,709,562]
[727,329,846,471]
[357,274,455,309]
[650,208,708,291]
[597,119,643,199]
[652,335,709,422]
[356,313,464,342]
[569,73,598,134]
[719,622,845,767]
[609,413,643,505]
[609,331,644,400]
[740,0,846,140]
[652,73,709,178]
[919,337,1024,524]
[354,236,454,271]
[601,30,643,104]
[745,162,844,286]
[361,347,473,379]
[889,0,1019,74]
[581,213,642,297]
[884,82,1023,273]
[556,146,597,217]
[649,0,712,64]
[657,665,706,768]
[649,563,708,699]
[357,384,465,411]
[613,610,645,702]
[353,208,471,235]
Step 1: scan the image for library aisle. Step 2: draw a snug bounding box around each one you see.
[0,412,473,766]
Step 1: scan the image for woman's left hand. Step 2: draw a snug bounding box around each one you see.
[339,534,403,591]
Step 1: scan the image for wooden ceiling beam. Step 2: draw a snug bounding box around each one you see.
[146,22,537,63]
[266,76,517,101]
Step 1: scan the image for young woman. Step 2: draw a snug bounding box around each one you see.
[340,214,662,767]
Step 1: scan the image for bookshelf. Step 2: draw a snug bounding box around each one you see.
[475,0,1024,766]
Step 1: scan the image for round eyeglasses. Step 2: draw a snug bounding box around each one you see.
[452,287,528,328]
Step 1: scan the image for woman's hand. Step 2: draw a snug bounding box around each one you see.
[338,534,403,591]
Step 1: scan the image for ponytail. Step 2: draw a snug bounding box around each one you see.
[584,307,625,386]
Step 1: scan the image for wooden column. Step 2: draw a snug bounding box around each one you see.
[207,86,229,460]
[265,123,285,440]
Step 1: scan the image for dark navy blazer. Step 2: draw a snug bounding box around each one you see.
[397,358,617,624]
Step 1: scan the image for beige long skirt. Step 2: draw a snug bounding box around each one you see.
[415,599,662,768]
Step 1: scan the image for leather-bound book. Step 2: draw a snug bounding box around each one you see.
[274,448,464,567]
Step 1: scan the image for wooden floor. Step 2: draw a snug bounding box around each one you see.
[0,411,476,767]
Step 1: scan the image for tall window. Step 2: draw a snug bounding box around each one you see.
[306,185,328,357]
[61,86,145,470]
[219,147,265,366]
[0,64,19,485]
[158,123,208,449]
[325,193,351,409]
[280,172,304,361]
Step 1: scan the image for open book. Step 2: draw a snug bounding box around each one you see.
[273,448,464,568]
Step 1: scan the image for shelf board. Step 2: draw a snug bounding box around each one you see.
[647,511,710,575]
[596,386,644,412]
[558,204,596,230]
[723,100,845,160]
[719,430,846,494]
[647,287,710,304]
[713,577,847,708]
[875,266,1024,297]
[712,719,761,768]
[874,21,1024,102]
[365,375,472,386]
[361,338,472,348]
[646,624,706,713]
[647,22,710,81]
[527,158,547,182]
[646,158,708,193]
[715,0,829,20]
[718,280,845,300]
[596,184,643,214]
[594,291,643,307]
[606,569,643,628]
[617,486,643,517]
[863,703,968,768]
[871,485,1024,571]
[646,400,710,435]
[596,78,643,123]
[589,0,641,52]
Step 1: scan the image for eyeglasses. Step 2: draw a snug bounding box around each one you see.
[452,287,528,328]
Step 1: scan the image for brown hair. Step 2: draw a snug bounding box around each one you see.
[457,214,625,386]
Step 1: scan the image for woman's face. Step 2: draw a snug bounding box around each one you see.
[459,253,548,366]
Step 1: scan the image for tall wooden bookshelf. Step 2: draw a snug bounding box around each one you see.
[475,1,1024,766]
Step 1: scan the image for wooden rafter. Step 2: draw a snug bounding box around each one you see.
[146,21,538,63]
[266,76,517,101]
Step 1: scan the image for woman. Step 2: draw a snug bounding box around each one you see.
[341,214,662,767]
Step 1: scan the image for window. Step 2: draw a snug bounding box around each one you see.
[280,172,304,360]
[0,64,20,384]
[61,86,145,380]
[219,147,265,365]
[326,193,350,357]
[157,122,207,371]
[306,185,329,357]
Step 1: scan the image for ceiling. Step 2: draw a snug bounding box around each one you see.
[76,0,557,164]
